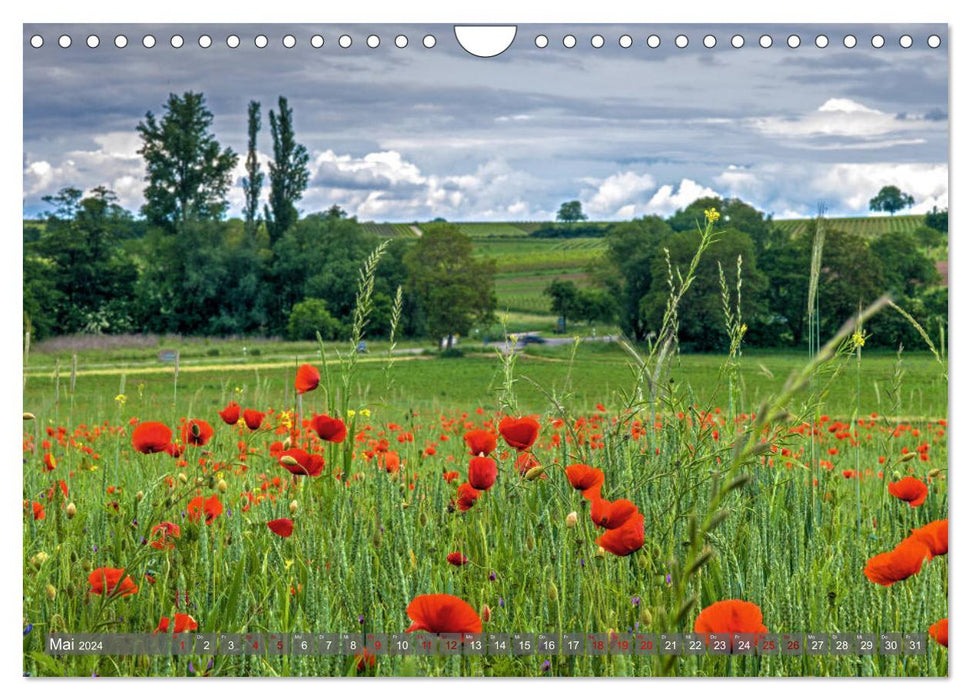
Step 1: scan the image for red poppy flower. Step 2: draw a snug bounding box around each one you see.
[864,536,931,586]
[242,409,266,431]
[464,429,497,457]
[132,421,173,454]
[355,647,376,673]
[589,497,639,529]
[515,452,541,476]
[565,463,605,500]
[910,519,948,557]
[187,495,223,525]
[443,470,460,483]
[694,600,768,641]
[377,451,401,474]
[928,618,948,648]
[150,521,181,550]
[218,402,241,425]
[295,364,321,395]
[24,500,45,520]
[173,613,198,633]
[456,482,481,511]
[468,456,498,491]
[279,448,325,477]
[181,419,214,447]
[165,442,185,459]
[88,567,138,597]
[405,593,482,633]
[498,416,540,452]
[888,476,928,507]
[312,414,347,443]
[154,616,170,634]
[43,453,57,471]
[268,518,294,538]
[596,512,645,556]
[447,551,469,566]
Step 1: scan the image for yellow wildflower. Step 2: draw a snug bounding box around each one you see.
[704,207,721,224]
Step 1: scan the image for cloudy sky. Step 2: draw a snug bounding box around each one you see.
[23,23,948,222]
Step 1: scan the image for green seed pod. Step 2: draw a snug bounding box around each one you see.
[524,465,546,481]
[639,607,653,627]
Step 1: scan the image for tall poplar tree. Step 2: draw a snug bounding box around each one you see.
[265,96,310,243]
[242,100,264,235]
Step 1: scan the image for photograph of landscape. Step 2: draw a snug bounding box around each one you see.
[22,23,948,677]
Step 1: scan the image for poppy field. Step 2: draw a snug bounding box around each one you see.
[22,231,948,678]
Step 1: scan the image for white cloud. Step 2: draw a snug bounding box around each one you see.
[812,163,947,214]
[23,133,145,211]
[715,162,947,217]
[646,179,720,217]
[751,98,937,147]
[584,171,657,218]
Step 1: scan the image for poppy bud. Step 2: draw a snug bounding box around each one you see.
[23,412,35,421]
[893,470,902,480]
[640,607,653,627]
[66,502,77,519]
[526,534,534,551]
[45,584,57,601]
[136,491,144,502]
[928,468,942,478]
[217,479,228,493]
[481,604,491,622]
[548,583,558,601]
[595,546,606,558]
[524,465,546,481]
[901,452,917,462]
[282,436,292,450]
[195,477,205,487]
[281,455,300,467]
[565,511,578,528]
[31,552,48,568]
[289,500,299,514]
[178,473,188,483]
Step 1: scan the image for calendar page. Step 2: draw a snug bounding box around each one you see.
[22,22,948,678]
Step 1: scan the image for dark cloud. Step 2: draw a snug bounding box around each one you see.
[23,23,948,219]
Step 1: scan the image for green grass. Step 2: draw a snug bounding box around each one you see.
[24,346,947,419]
[774,215,924,238]
[22,342,948,677]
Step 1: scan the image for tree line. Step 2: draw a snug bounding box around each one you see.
[23,90,947,353]
[23,92,495,345]
[546,197,946,351]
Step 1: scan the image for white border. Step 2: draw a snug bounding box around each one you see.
[6,1,962,699]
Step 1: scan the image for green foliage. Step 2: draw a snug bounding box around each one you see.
[529,222,612,238]
[923,206,948,233]
[265,96,310,243]
[137,92,238,232]
[242,100,264,233]
[668,197,775,253]
[404,223,497,344]
[544,279,616,328]
[23,187,138,338]
[869,185,915,216]
[602,215,673,340]
[641,228,767,352]
[869,231,939,297]
[913,225,946,250]
[287,298,342,340]
[556,199,587,223]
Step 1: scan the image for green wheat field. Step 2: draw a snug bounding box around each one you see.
[22,221,948,678]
